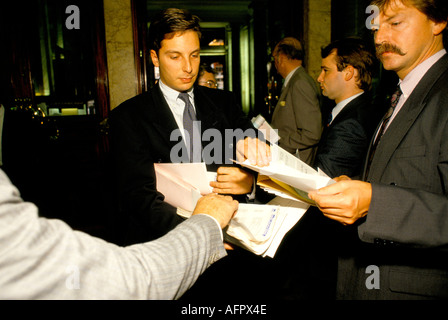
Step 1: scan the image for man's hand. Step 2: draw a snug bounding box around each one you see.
[210,167,253,195]
[192,193,238,229]
[308,177,372,225]
[236,137,271,167]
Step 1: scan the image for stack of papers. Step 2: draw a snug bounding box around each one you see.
[154,162,310,258]
[225,198,309,257]
[235,143,335,205]
[177,197,309,258]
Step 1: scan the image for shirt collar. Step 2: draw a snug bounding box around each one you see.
[283,66,300,88]
[399,49,447,100]
[158,79,195,106]
[330,91,364,124]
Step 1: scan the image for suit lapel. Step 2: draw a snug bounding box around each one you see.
[366,55,448,181]
[330,94,365,126]
[194,86,221,131]
[148,84,185,150]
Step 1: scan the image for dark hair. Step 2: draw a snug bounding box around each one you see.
[148,8,202,53]
[321,37,376,91]
[370,0,448,41]
[274,37,304,61]
[199,63,215,77]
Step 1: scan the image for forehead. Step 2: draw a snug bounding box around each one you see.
[322,51,338,67]
[378,0,414,17]
[160,30,200,50]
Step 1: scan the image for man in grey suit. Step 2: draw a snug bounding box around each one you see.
[309,0,448,299]
[270,37,323,166]
[0,168,238,299]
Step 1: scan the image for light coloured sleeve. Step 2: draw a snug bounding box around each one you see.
[0,170,227,300]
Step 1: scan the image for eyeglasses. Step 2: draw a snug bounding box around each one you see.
[199,80,218,88]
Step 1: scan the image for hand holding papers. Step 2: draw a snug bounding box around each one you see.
[154,162,310,257]
[178,198,309,258]
[236,137,271,167]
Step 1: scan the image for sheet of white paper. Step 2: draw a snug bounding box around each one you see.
[155,167,199,212]
[154,162,213,194]
[235,144,335,193]
[262,197,309,257]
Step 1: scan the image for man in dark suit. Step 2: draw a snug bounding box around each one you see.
[273,38,380,300]
[109,8,274,300]
[309,0,448,299]
[109,8,261,245]
[315,37,379,179]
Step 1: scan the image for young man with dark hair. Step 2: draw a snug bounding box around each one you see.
[316,37,379,179]
[109,8,260,245]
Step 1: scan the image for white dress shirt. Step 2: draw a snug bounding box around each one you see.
[159,79,196,142]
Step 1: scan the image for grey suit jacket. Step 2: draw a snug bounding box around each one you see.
[271,66,322,165]
[0,169,226,299]
[337,54,448,299]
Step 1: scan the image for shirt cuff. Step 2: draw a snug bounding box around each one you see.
[195,214,224,241]
[246,175,257,201]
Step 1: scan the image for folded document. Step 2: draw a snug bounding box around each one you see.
[235,144,335,205]
[177,197,309,258]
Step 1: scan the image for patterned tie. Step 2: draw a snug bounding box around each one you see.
[178,92,201,162]
[365,85,402,178]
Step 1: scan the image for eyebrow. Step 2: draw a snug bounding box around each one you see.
[382,11,404,23]
[164,49,201,55]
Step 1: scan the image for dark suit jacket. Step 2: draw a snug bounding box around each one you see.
[272,93,380,300]
[109,84,255,244]
[337,54,448,299]
[314,92,379,179]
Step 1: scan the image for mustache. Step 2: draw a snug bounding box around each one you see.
[375,43,406,57]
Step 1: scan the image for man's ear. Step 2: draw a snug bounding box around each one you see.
[150,50,159,67]
[344,65,355,82]
[433,20,447,36]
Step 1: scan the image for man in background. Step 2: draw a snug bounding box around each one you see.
[315,37,379,179]
[270,37,322,165]
[197,63,218,89]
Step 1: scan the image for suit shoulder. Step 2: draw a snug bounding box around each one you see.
[111,90,154,117]
[291,68,319,91]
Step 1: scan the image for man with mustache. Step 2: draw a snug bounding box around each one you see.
[309,0,448,299]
